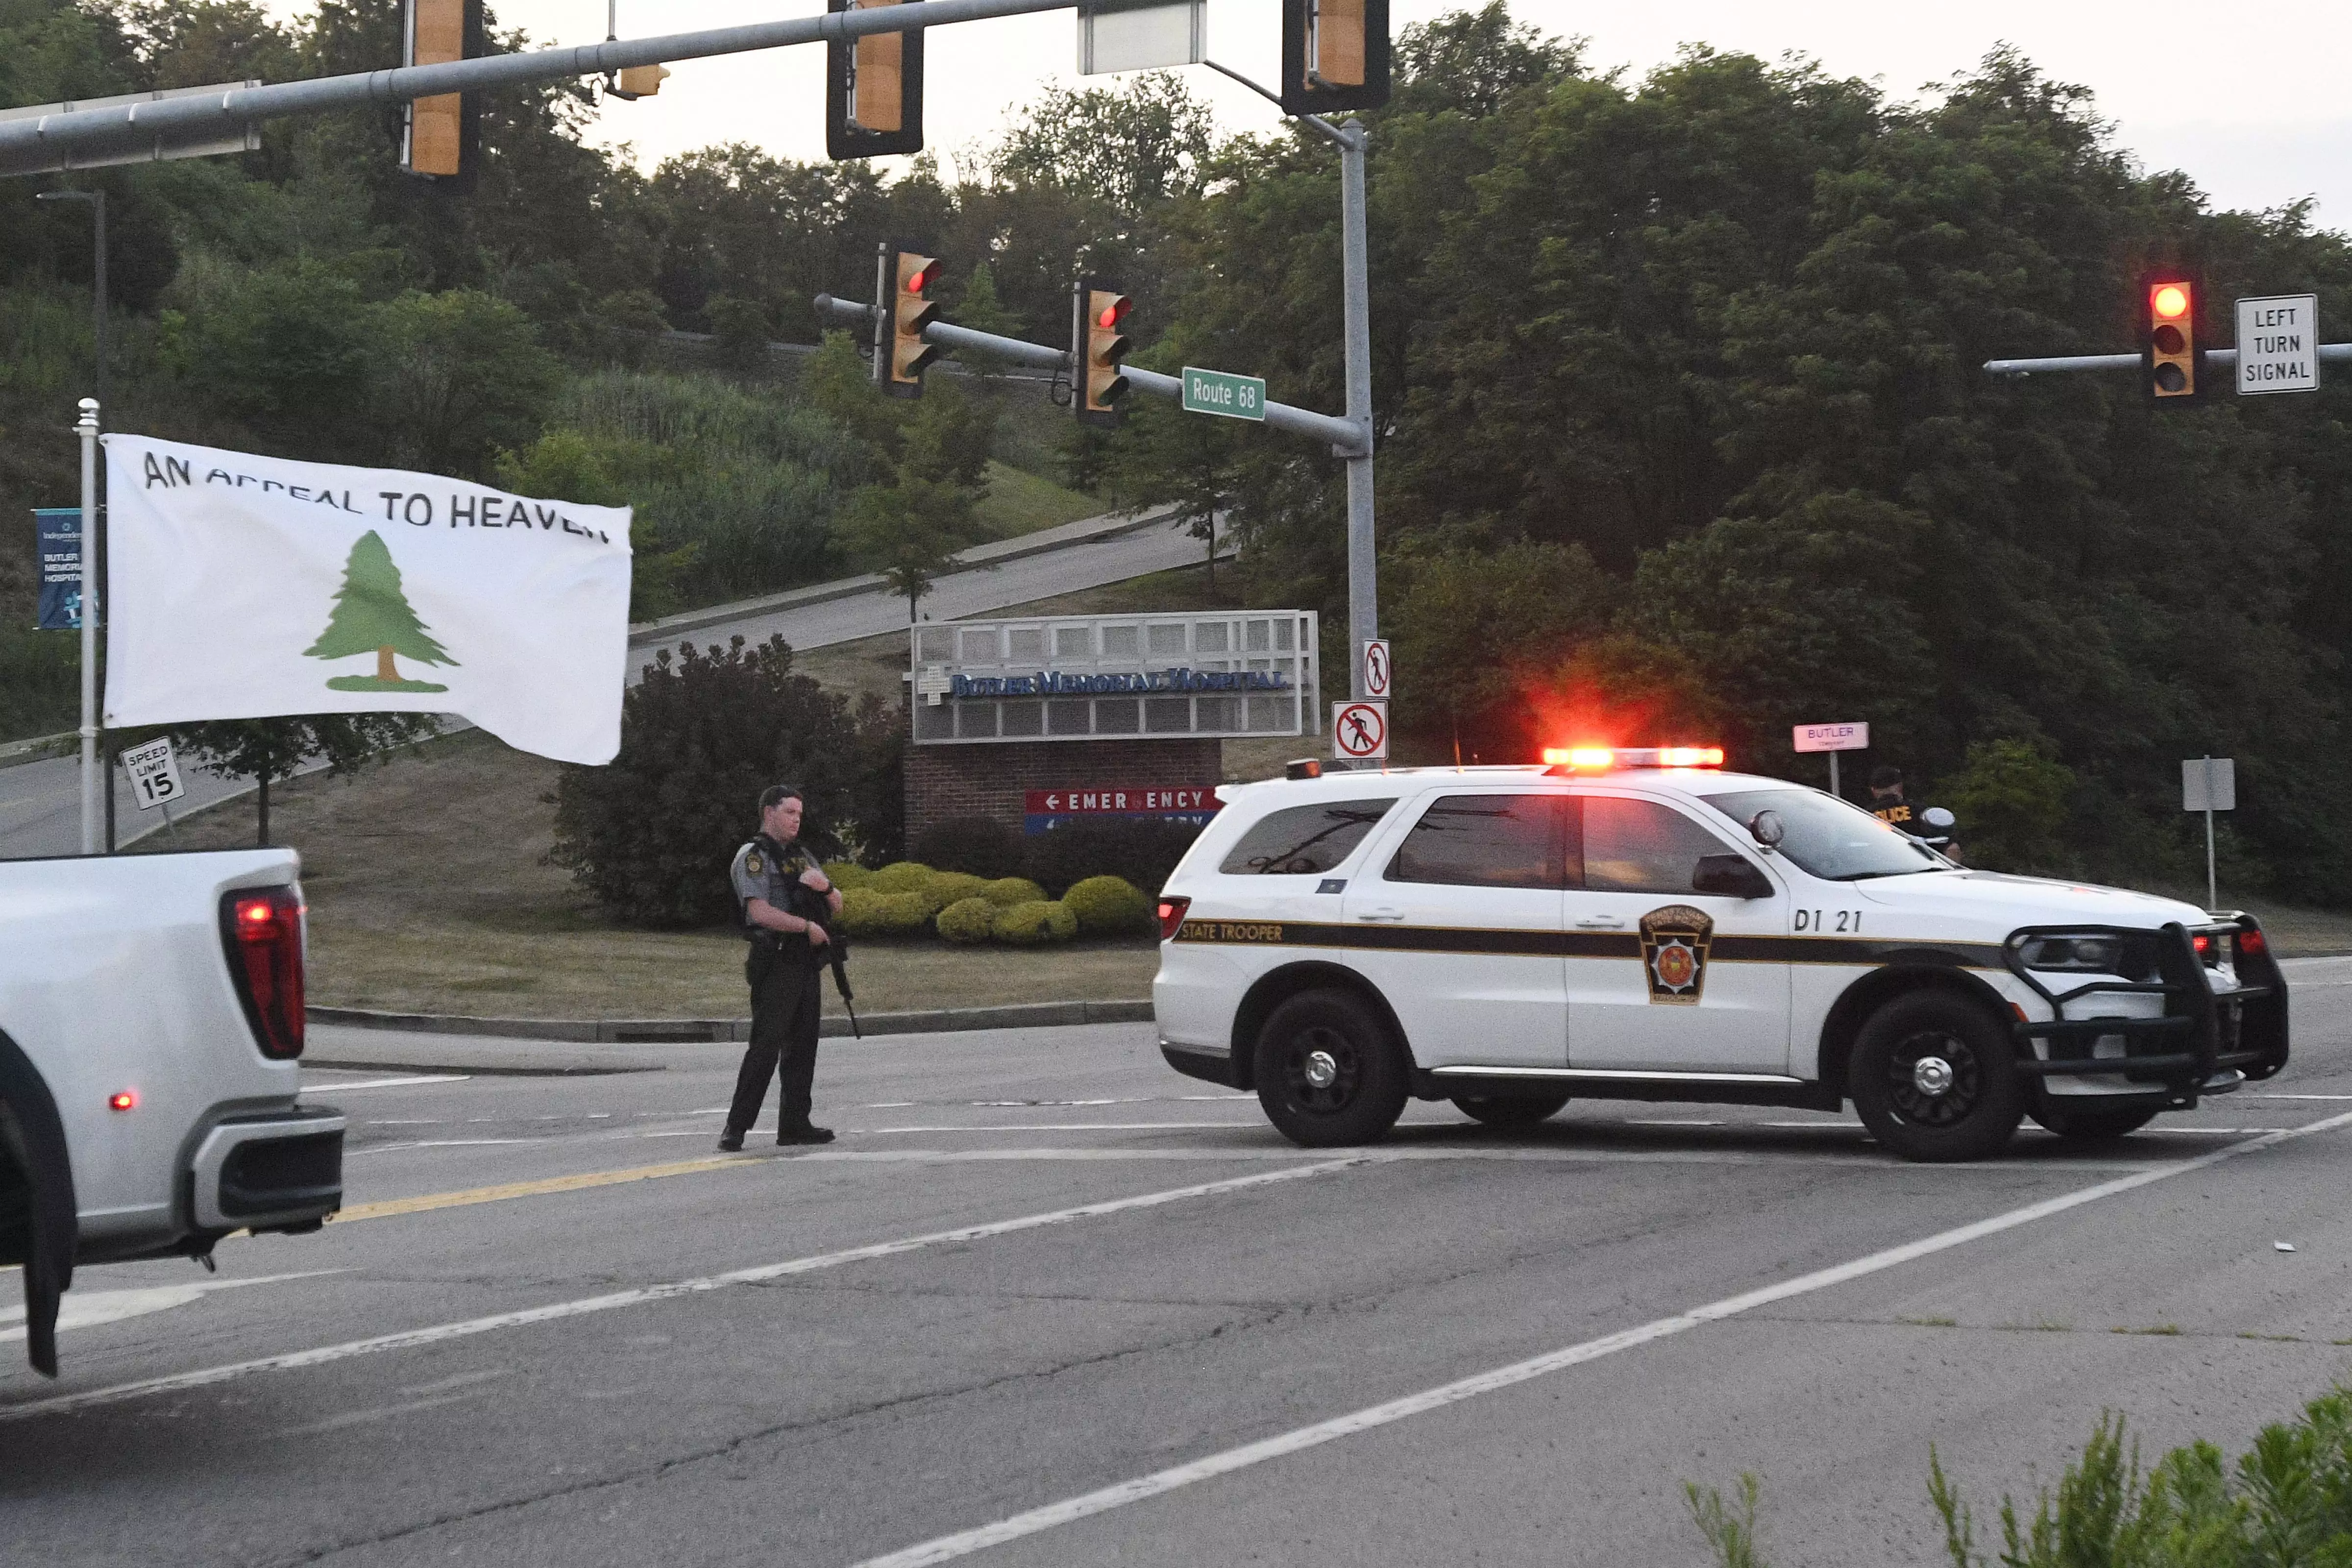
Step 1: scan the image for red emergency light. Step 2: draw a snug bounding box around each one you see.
[1542,746,1723,770]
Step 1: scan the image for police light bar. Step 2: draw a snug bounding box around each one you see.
[1541,746,1724,770]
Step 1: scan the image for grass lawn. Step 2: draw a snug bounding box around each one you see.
[142,727,1157,1019]
[973,460,1104,539]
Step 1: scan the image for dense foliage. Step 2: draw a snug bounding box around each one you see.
[9,0,2350,902]
[547,636,899,927]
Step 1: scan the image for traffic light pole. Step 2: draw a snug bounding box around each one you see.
[1337,117,1377,702]
[1984,344,2352,375]
[0,0,1082,176]
[812,296,1367,450]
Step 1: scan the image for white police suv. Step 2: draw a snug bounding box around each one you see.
[1151,750,2287,1161]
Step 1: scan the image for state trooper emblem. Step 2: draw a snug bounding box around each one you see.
[745,850,765,876]
[1640,904,1715,1005]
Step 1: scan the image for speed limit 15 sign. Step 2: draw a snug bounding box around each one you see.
[120,735,186,812]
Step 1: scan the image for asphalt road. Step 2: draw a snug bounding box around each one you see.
[0,513,1217,862]
[5,957,2348,1568]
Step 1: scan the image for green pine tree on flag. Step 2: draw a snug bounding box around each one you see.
[304,531,458,692]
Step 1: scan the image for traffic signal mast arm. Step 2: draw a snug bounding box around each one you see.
[1985,345,2352,375]
[814,293,1372,455]
[0,0,1078,176]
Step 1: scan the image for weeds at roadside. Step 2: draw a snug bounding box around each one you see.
[2110,1324,2183,1336]
[1901,1315,1960,1328]
[1689,1387,2352,1567]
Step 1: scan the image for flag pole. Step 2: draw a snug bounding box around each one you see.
[76,397,100,855]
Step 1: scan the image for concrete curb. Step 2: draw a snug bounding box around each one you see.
[306,998,1155,1044]
[624,507,1174,647]
[0,731,73,771]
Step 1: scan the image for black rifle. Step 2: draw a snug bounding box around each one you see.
[788,873,861,1038]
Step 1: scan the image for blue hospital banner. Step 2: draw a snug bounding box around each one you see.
[35,509,81,630]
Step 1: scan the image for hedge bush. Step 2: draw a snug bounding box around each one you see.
[980,876,1047,907]
[866,861,936,895]
[993,900,1078,945]
[1024,816,1202,897]
[823,860,873,890]
[835,887,933,939]
[927,871,992,909]
[911,814,1026,880]
[935,896,999,945]
[1062,875,1153,936]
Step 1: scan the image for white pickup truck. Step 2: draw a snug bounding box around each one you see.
[0,848,344,1375]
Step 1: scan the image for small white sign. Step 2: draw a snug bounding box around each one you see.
[1362,639,1392,700]
[121,735,186,812]
[1332,699,1388,760]
[1077,0,1202,74]
[2236,294,2320,396]
[2183,757,2236,813]
[1792,721,1869,754]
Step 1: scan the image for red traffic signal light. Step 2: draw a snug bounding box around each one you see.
[2143,275,2201,401]
[1075,279,1130,428]
[827,0,926,159]
[878,244,942,398]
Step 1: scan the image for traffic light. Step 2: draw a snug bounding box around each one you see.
[1074,279,1130,428]
[401,0,484,181]
[878,244,942,398]
[2143,275,2203,402]
[610,63,670,99]
[827,0,926,159]
[1279,0,1390,116]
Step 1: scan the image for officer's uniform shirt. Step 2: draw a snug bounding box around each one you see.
[730,836,813,947]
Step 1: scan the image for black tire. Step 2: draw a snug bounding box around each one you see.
[1848,990,2023,1162]
[1255,989,1410,1147]
[1450,1091,1571,1129]
[2031,1102,2160,1143]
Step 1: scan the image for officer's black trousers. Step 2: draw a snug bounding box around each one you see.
[726,944,822,1135]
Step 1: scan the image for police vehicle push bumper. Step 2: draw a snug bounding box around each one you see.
[2004,913,2287,1106]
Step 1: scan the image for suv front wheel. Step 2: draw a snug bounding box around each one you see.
[1255,989,1409,1147]
[1848,991,2023,1162]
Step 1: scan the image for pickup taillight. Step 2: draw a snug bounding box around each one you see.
[1157,896,1191,941]
[220,886,305,1059]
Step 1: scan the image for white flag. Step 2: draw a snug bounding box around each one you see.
[104,436,632,766]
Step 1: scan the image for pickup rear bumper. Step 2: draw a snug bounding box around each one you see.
[189,1106,345,1232]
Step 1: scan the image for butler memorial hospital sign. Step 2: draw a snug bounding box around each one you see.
[903,610,1320,841]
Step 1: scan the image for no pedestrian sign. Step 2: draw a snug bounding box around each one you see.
[1332,699,1388,761]
[1181,366,1266,422]
[2236,294,2321,396]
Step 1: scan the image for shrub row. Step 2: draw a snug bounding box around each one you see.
[827,862,1153,945]
[908,814,1201,899]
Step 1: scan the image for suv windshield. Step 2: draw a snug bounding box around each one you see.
[1699,788,1947,881]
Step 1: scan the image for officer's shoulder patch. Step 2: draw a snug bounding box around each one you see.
[744,849,765,876]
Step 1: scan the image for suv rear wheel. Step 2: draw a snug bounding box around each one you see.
[1451,1091,1570,1129]
[1255,989,1409,1147]
[1848,991,2023,1162]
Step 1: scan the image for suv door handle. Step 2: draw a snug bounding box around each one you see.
[1358,907,1406,922]
[1573,916,1627,930]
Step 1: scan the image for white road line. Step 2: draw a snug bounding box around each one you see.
[2250,1093,2352,1100]
[347,1139,536,1156]
[1625,1120,1723,1127]
[861,1122,1264,1134]
[300,1074,473,1093]
[848,1108,2352,1568]
[0,1160,1363,1423]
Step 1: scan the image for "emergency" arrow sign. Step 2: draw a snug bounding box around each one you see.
[1332,699,1388,760]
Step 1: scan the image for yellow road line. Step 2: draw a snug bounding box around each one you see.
[328,1153,752,1225]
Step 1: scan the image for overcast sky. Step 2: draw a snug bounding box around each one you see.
[279,0,2352,229]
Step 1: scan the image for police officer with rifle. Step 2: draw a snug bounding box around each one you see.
[718,785,846,1150]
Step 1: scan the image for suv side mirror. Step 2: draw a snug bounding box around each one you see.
[1748,809,1785,849]
[1692,853,1773,900]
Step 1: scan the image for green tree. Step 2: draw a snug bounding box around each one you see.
[1938,738,2077,873]
[172,713,436,847]
[548,635,902,925]
[837,477,988,621]
[305,531,458,691]
[368,289,562,476]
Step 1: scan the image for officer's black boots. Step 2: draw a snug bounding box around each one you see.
[716,1131,744,1152]
[777,1123,834,1145]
